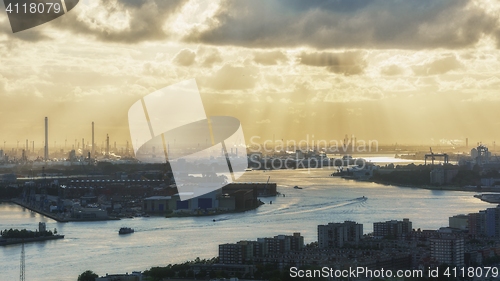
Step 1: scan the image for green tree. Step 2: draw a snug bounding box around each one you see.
[78,270,98,281]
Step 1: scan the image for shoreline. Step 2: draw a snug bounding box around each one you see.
[9,199,121,222]
[165,205,265,219]
[10,199,70,222]
[356,178,500,194]
[379,182,499,193]
[330,172,499,193]
[0,235,65,246]
[6,198,264,221]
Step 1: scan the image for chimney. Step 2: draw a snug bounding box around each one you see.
[44,117,48,161]
[92,122,95,157]
[106,134,110,156]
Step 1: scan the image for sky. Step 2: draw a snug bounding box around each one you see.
[1,0,500,151]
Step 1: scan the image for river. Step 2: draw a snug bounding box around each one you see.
[0,165,494,280]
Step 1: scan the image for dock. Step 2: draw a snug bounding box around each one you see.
[10,199,69,222]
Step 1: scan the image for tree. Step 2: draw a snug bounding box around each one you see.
[78,270,98,281]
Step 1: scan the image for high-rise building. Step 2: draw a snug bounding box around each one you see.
[485,206,500,238]
[219,233,304,264]
[258,232,304,254]
[449,215,468,230]
[219,243,247,264]
[430,236,464,267]
[373,218,412,239]
[468,211,486,238]
[318,221,363,248]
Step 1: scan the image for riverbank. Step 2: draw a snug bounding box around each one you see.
[165,201,265,218]
[10,199,69,222]
[371,180,500,193]
[0,235,64,246]
[10,199,120,222]
[474,193,500,204]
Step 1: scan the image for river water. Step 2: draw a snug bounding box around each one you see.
[0,164,495,281]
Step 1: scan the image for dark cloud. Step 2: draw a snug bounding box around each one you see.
[186,0,498,49]
[413,55,463,76]
[299,51,366,75]
[173,49,196,66]
[253,50,287,65]
[59,0,188,43]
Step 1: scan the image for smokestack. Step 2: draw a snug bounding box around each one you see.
[26,139,28,152]
[82,138,84,152]
[92,122,95,157]
[106,134,110,156]
[44,117,48,161]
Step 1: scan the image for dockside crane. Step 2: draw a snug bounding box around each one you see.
[425,147,449,165]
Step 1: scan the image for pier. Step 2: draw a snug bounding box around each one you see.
[10,199,69,222]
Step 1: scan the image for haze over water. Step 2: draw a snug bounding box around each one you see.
[0,166,494,281]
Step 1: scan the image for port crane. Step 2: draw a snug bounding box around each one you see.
[424,147,449,165]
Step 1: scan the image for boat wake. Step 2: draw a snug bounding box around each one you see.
[256,197,368,217]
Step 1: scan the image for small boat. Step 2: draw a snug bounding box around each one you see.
[119,227,134,235]
[293,186,303,189]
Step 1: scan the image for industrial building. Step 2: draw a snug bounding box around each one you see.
[142,183,272,214]
[0,173,16,184]
[71,207,108,220]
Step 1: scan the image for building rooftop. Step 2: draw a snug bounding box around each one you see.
[144,196,171,200]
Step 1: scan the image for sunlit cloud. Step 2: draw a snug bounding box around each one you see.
[1,0,500,144]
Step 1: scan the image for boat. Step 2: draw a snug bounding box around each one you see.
[293,186,303,189]
[118,227,134,234]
